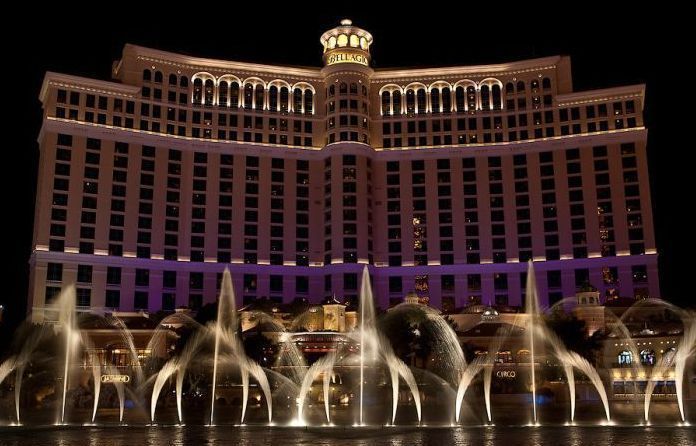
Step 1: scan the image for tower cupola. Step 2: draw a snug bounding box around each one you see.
[320,19,373,67]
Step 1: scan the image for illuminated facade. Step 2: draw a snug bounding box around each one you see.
[29,20,658,320]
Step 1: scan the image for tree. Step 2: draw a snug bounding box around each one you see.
[242,330,276,368]
[195,302,219,325]
[545,313,601,363]
[380,314,417,364]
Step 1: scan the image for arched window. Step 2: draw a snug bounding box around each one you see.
[492,84,502,110]
[142,69,152,82]
[381,91,391,115]
[154,71,163,83]
[293,89,303,113]
[268,86,279,111]
[430,89,441,113]
[416,89,426,113]
[169,74,177,86]
[618,350,633,365]
[180,76,188,88]
[393,91,401,115]
[304,90,313,115]
[466,86,477,111]
[350,83,358,94]
[640,349,656,366]
[339,82,347,94]
[496,350,512,363]
[517,349,531,362]
[516,81,525,92]
[204,79,214,106]
[230,82,239,108]
[219,82,229,107]
[442,87,452,113]
[663,347,676,366]
[279,87,289,113]
[193,78,203,104]
[244,84,254,109]
[542,77,552,90]
[329,85,335,96]
[505,82,514,94]
[254,85,264,110]
[480,85,490,111]
[455,87,465,112]
[406,90,416,115]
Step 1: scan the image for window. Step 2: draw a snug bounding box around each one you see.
[337,273,356,292]
[640,350,655,366]
[105,290,120,308]
[618,350,632,366]
[107,267,121,285]
[134,291,148,310]
[47,263,63,281]
[244,274,257,292]
[162,293,176,311]
[77,265,92,283]
[632,265,648,283]
[76,288,91,307]
[296,276,309,293]
[163,270,177,288]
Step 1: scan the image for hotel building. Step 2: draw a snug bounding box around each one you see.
[29,20,658,320]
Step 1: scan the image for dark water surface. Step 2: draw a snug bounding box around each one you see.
[1,425,694,446]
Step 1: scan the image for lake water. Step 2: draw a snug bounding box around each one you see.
[0,425,694,446]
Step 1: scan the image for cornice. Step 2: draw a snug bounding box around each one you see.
[556,84,646,109]
[127,44,323,81]
[370,56,563,83]
[30,249,657,272]
[40,72,140,104]
[42,117,646,158]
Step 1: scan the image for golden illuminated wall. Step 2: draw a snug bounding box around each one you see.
[345,311,357,332]
[304,307,324,332]
[323,304,346,332]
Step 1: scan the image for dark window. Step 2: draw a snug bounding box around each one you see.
[47,263,63,281]
[77,265,92,283]
[134,291,148,310]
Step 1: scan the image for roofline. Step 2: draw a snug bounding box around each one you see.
[123,44,324,79]
[121,46,569,83]
[40,71,140,104]
[556,84,646,109]
[371,55,565,80]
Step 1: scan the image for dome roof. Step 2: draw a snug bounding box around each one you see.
[482,307,499,318]
[404,291,420,305]
[461,304,487,314]
[320,19,373,54]
[461,303,518,317]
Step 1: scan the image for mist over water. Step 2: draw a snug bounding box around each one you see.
[0,265,694,428]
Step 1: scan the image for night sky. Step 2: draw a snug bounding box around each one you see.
[1,7,689,333]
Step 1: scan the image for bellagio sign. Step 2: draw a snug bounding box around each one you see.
[100,374,131,383]
[326,51,368,66]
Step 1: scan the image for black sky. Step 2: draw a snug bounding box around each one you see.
[1,6,690,333]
